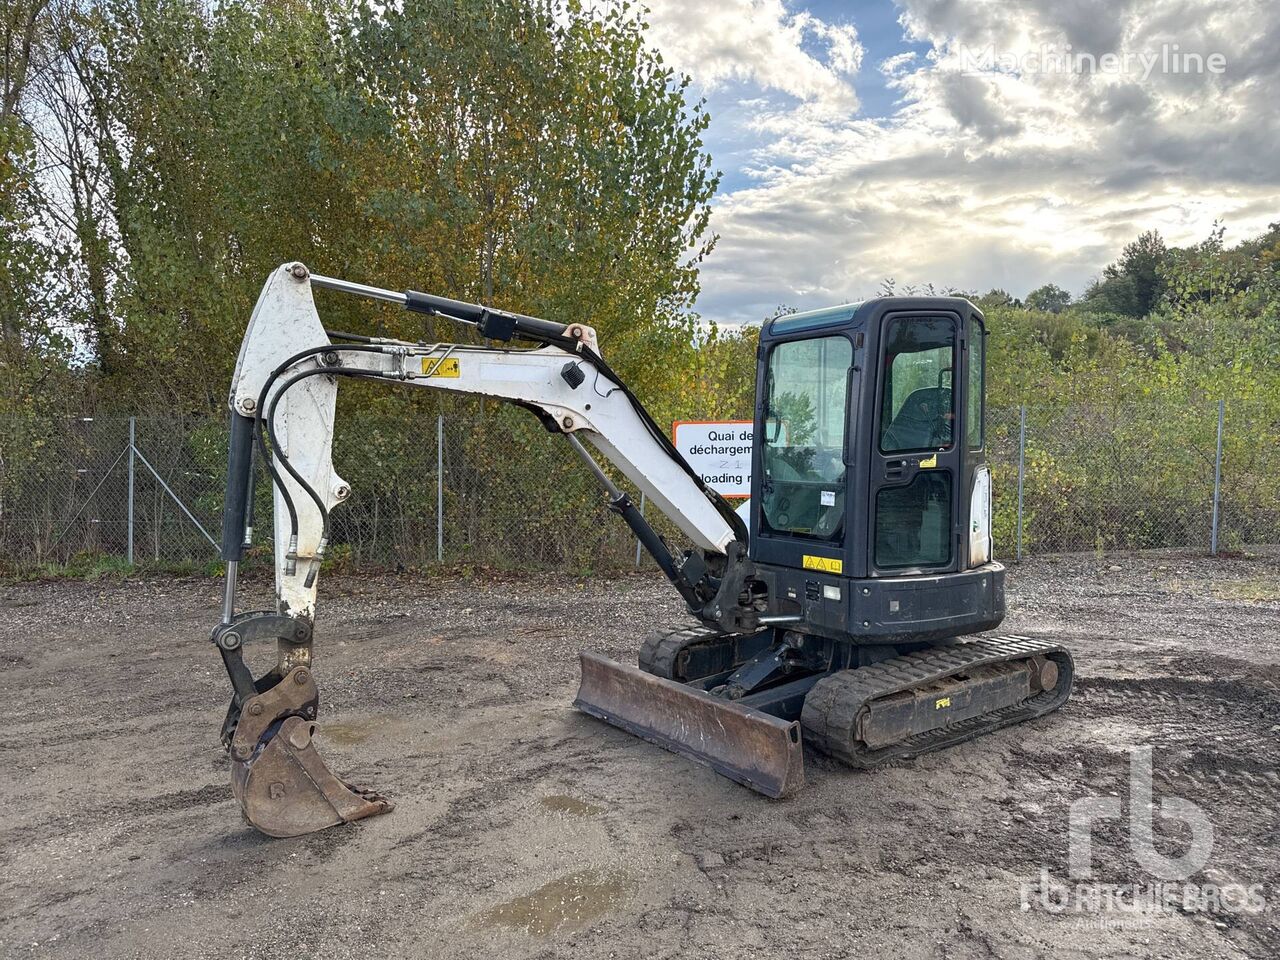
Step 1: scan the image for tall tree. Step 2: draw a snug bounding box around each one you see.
[1083,229,1169,318]
[20,0,719,414]
[1025,283,1072,314]
[1,0,52,348]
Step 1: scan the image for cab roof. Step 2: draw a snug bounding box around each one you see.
[766,296,981,337]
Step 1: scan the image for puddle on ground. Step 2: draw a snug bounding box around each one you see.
[318,715,390,746]
[475,869,636,935]
[539,795,606,817]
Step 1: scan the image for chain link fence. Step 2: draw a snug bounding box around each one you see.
[1,401,1275,573]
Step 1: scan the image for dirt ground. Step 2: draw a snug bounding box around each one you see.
[1,550,1278,959]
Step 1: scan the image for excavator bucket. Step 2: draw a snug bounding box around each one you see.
[227,667,392,838]
[574,651,805,798]
[230,717,392,838]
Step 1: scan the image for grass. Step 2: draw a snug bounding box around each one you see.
[1,552,223,582]
[0,549,635,584]
[1171,571,1280,603]
[1211,576,1280,603]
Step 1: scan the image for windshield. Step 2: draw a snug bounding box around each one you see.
[761,336,853,541]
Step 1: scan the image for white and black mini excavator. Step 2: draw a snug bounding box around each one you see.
[212,263,1073,837]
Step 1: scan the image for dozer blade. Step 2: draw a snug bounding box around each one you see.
[574,651,804,798]
[228,667,392,838]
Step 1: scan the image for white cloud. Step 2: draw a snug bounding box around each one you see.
[641,0,863,113]
[641,0,1280,324]
[879,51,918,75]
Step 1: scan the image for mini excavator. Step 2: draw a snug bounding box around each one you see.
[212,263,1073,837]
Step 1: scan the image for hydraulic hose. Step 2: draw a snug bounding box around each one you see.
[251,344,389,549]
[263,364,398,582]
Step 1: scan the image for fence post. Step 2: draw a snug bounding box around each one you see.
[1211,398,1224,555]
[127,416,136,565]
[1016,404,1026,562]
[634,492,646,568]
[436,413,444,563]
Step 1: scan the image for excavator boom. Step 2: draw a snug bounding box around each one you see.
[214,263,770,836]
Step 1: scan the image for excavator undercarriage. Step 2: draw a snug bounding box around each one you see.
[577,628,1073,797]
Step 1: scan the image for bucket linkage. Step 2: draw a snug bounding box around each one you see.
[212,612,391,838]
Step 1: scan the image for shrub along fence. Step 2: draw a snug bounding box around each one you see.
[0,400,1272,573]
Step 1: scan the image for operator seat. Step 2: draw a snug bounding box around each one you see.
[882,387,952,451]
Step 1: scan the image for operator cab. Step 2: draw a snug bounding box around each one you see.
[749,297,1001,644]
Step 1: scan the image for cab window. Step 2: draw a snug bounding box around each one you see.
[967,321,984,450]
[760,336,852,541]
[879,317,956,453]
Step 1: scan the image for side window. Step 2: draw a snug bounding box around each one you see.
[967,321,984,450]
[879,317,956,453]
[876,474,951,568]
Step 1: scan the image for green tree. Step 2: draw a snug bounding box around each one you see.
[1025,283,1071,313]
[34,0,718,416]
[1,0,82,414]
[1082,229,1168,318]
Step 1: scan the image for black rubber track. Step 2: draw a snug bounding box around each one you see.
[637,625,730,680]
[800,635,1074,768]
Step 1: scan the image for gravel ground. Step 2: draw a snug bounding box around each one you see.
[1,550,1278,959]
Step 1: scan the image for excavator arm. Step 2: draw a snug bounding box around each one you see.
[213,262,759,836]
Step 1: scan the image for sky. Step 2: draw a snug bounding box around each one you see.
[635,0,1280,327]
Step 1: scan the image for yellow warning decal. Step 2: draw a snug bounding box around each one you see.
[421,357,460,377]
[802,554,843,575]
[935,696,952,709]
[919,453,937,468]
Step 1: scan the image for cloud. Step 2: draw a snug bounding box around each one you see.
[1086,81,1154,123]
[934,72,1022,140]
[641,0,863,113]
[897,0,1139,54]
[641,0,1280,324]
[879,51,918,76]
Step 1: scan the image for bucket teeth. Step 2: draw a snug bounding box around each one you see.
[574,650,805,798]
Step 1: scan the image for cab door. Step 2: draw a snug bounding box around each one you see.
[751,332,856,573]
[868,312,963,575]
